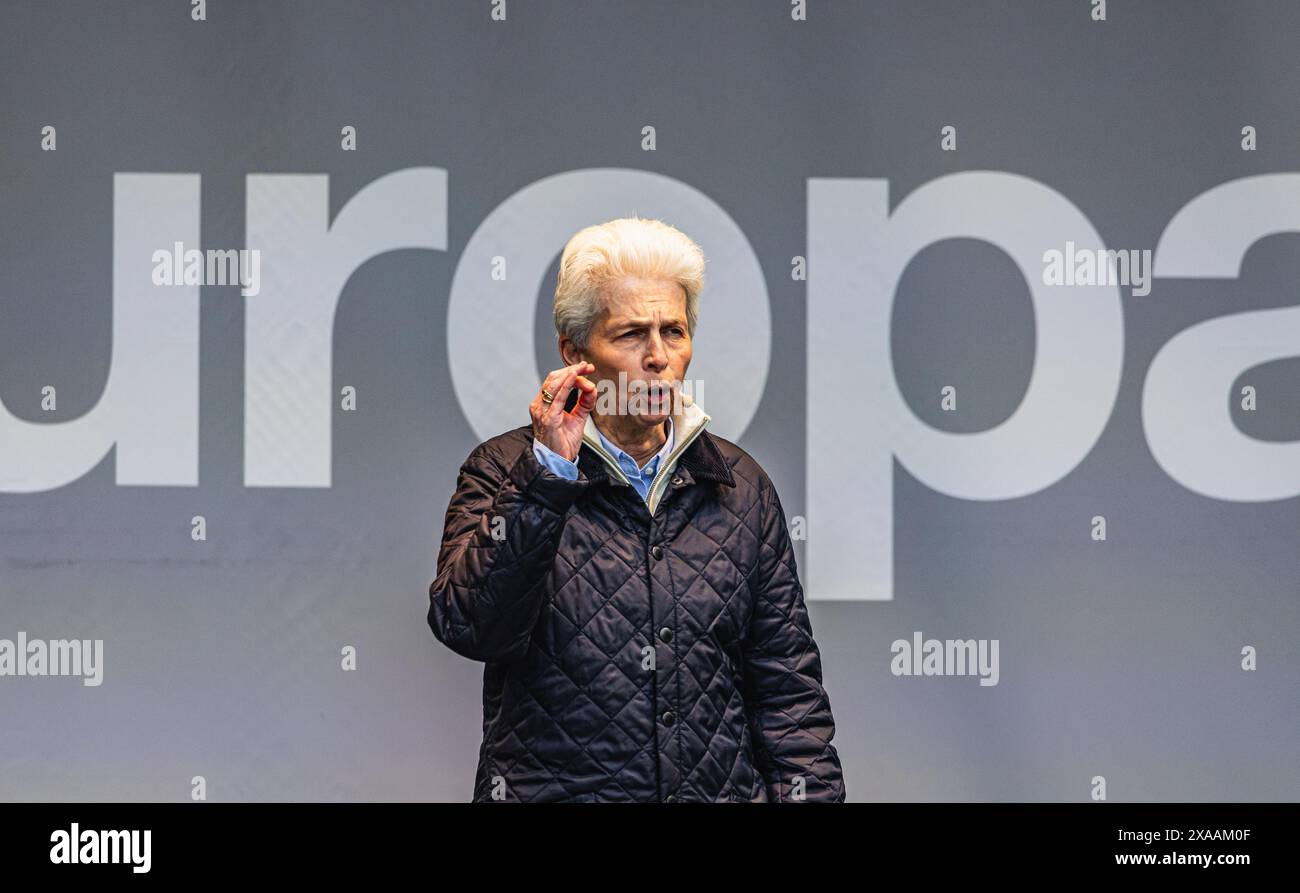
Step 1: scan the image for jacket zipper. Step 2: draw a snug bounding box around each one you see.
[643,421,707,516]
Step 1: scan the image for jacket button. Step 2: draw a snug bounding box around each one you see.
[651,544,664,560]
[658,626,673,643]
[665,794,677,802]
[662,710,676,726]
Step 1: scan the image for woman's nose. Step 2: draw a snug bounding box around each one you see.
[645,333,668,367]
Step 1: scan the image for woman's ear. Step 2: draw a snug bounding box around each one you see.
[558,339,583,367]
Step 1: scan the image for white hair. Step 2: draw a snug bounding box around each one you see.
[553,216,704,352]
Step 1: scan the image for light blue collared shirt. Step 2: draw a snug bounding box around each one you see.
[533,418,675,504]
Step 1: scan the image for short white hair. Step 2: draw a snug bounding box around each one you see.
[553,216,704,352]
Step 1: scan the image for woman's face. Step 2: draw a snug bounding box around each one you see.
[561,277,693,440]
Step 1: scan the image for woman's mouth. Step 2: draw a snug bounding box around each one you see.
[645,383,672,405]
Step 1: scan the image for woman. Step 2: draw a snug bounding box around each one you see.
[428,217,845,802]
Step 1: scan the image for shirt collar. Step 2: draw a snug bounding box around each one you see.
[593,417,675,476]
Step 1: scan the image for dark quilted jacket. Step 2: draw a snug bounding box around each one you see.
[427,396,845,802]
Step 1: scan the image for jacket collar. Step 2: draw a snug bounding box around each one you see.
[576,392,735,490]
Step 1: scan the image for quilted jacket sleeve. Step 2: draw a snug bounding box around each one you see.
[428,437,588,663]
[741,472,847,802]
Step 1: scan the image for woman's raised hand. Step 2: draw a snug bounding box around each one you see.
[531,361,597,462]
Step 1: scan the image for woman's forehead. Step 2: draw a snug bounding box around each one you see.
[602,280,687,321]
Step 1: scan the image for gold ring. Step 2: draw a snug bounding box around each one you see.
[541,388,555,404]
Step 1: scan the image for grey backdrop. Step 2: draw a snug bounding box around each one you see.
[1,0,1297,801]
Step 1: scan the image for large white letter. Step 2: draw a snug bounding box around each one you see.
[446,168,768,442]
[1146,174,1300,501]
[0,174,200,492]
[807,173,1124,600]
[244,168,447,486]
